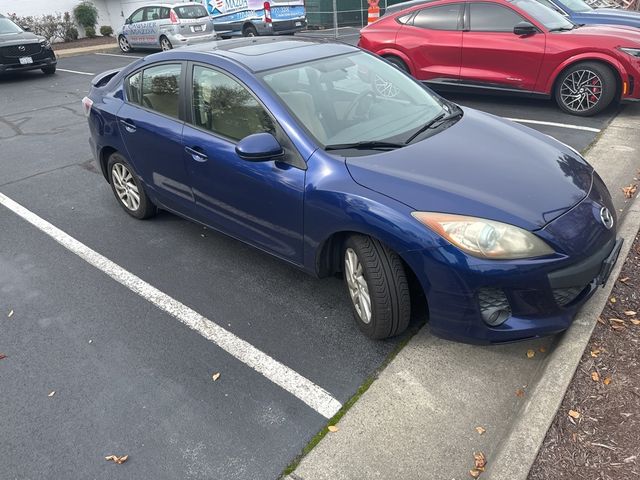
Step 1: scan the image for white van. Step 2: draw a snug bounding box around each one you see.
[201,0,307,37]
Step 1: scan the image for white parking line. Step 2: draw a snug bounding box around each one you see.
[504,117,601,133]
[95,52,144,59]
[56,68,95,76]
[0,192,342,419]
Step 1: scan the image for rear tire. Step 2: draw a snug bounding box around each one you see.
[107,152,157,220]
[554,62,616,116]
[160,35,173,51]
[42,65,56,75]
[383,55,409,74]
[343,235,410,339]
[242,24,258,37]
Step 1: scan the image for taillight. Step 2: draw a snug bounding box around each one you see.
[264,2,272,23]
[82,96,93,117]
[169,9,178,23]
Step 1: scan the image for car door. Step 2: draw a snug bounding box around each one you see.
[181,63,305,264]
[394,3,464,81]
[461,2,546,92]
[122,8,145,47]
[117,62,195,215]
[142,6,166,47]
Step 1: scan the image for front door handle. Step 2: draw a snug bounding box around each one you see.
[185,146,208,162]
[120,119,136,133]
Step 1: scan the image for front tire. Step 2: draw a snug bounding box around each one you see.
[42,65,56,75]
[107,153,157,220]
[118,35,133,53]
[343,235,410,339]
[555,62,616,116]
[383,55,409,74]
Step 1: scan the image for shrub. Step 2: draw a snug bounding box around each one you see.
[65,26,79,41]
[73,1,98,29]
[61,12,78,42]
[99,25,113,37]
[85,26,96,38]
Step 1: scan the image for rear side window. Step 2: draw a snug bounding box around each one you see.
[412,4,462,30]
[469,3,525,32]
[173,5,209,18]
[191,65,275,141]
[127,64,182,119]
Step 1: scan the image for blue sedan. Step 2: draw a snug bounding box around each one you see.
[538,0,640,29]
[83,38,621,343]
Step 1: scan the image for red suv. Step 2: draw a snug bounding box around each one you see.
[359,0,640,115]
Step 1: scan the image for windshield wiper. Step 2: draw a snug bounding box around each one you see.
[404,108,463,144]
[324,141,405,151]
[549,25,576,32]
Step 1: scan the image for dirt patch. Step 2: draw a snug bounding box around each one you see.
[529,230,640,480]
[53,36,116,51]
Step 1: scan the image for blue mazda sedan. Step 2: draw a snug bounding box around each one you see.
[537,0,640,29]
[83,38,621,344]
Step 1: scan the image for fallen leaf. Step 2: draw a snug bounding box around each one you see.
[474,451,487,469]
[591,371,600,382]
[526,349,535,358]
[624,311,637,316]
[590,349,601,357]
[620,277,630,283]
[0,354,6,360]
[568,410,581,419]
[597,316,607,325]
[105,454,129,464]
[610,297,617,303]
[515,388,525,398]
[48,391,55,397]
[211,372,221,382]
[539,346,547,353]
[469,468,482,478]
[604,377,612,385]
[622,184,637,199]
[475,426,486,435]
[327,425,338,433]
[7,309,14,318]
[611,324,626,331]
[609,318,625,324]
[631,319,640,325]
[105,455,116,461]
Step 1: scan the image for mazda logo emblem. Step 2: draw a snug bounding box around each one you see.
[18,45,26,51]
[600,207,614,230]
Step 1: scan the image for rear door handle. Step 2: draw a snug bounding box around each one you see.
[120,119,136,133]
[185,146,208,162]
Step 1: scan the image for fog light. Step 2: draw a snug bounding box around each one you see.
[478,288,512,326]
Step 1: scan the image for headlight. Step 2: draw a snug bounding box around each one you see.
[40,39,51,48]
[412,212,554,260]
[619,47,640,58]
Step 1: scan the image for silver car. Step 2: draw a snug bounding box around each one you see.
[117,2,216,52]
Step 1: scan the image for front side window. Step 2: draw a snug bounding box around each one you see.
[129,8,144,23]
[469,3,525,32]
[260,51,446,148]
[191,65,275,141]
[127,71,142,104]
[412,4,462,30]
[139,64,181,118]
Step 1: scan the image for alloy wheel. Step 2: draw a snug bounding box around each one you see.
[161,37,172,51]
[111,163,140,211]
[119,36,130,53]
[345,248,372,324]
[559,69,603,113]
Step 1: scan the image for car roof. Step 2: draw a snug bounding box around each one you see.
[177,37,359,72]
[383,0,440,16]
[134,2,204,8]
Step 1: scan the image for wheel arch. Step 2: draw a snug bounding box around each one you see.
[377,49,416,77]
[99,146,118,181]
[545,54,625,99]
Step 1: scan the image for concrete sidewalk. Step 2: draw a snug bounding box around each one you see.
[54,43,120,59]
[286,104,640,480]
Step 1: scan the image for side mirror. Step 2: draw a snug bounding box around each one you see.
[22,25,31,31]
[514,21,537,36]
[125,18,132,25]
[235,133,284,161]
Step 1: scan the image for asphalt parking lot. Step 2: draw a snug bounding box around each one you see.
[0,41,624,479]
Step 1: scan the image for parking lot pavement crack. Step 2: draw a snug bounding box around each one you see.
[0,162,90,189]
[0,116,23,137]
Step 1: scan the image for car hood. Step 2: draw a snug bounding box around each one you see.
[344,108,593,231]
[559,23,640,41]
[576,8,640,26]
[0,31,42,46]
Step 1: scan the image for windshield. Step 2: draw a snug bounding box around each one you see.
[560,0,592,12]
[509,0,575,30]
[173,5,209,18]
[260,51,446,148]
[0,17,23,35]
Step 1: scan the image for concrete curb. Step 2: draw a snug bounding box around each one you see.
[485,117,640,479]
[54,43,119,59]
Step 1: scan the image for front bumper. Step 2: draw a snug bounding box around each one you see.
[0,49,56,73]
[403,174,621,344]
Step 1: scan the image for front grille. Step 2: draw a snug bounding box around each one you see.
[553,286,585,307]
[478,288,511,326]
[1,43,42,58]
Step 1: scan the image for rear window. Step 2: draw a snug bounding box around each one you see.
[173,5,209,18]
